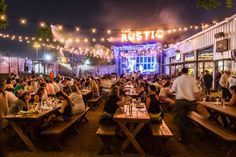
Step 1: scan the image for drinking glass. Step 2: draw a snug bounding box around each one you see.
[202,96,206,102]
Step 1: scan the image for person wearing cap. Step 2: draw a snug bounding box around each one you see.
[171,67,200,143]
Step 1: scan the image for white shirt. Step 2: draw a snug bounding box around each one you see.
[53,82,60,93]
[46,83,56,95]
[159,87,170,97]
[58,82,64,92]
[0,92,9,116]
[69,92,85,114]
[228,76,236,88]
[171,74,199,101]
[5,91,18,108]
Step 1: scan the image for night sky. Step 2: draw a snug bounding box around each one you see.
[1,0,236,58]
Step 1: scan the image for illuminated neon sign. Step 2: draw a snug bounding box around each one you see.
[121,30,164,42]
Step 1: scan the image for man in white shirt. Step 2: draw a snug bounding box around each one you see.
[171,67,200,143]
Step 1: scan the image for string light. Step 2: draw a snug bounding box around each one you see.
[101,38,105,42]
[0,15,6,21]
[20,19,27,25]
[40,22,46,28]
[75,27,80,32]
[84,38,88,43]
[92,28,96,33]
[107,30,111,34]
[75,38,80,43]
[58,25,63,31]
[92,38,96,42]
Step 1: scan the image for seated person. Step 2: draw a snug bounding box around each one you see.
[54,91,73,121]
[100,85,123,125]
[69,85,86,114]
[159,80,175,105]
[35,87,48,102]
[146,85,162,122]
[9,91,31,114]
[227,85,236,106]
[136,82,145,96]
[63,85,71,96]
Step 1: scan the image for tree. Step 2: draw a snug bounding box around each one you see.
[0,0,8,29]
[197,0,233,9]
[36,25,54,42]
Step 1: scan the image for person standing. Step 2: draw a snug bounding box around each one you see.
[203,70,213,95]
[171,67,200,143]
[220,71,231,99]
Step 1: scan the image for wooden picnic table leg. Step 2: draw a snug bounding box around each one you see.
[8,120,37,152]
[226,143,236,157]
[117,121,145,155]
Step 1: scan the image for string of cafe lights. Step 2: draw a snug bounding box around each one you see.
[1,14,235,36]
[0,32,114,59]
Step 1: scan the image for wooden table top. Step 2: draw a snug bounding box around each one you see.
[199,101,236,118]
[80,89,92,96]
[113,105,150,122]
[3,104,61,120]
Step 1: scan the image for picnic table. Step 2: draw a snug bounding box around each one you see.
[199,101,236,128]
[3,104,61,152]
[200,101,236,118]
[113,104,150,155]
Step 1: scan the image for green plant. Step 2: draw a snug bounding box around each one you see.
[0,0,8,29]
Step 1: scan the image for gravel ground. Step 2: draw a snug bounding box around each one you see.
[0,99,230,157]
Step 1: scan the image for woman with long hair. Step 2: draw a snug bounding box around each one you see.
[159,80,175,105]
[146,85,162,122]
[69,85,86,114]
[54,91,73,121]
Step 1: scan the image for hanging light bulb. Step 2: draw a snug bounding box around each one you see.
[75,38,80,43]
[92,28,96,33]
[40,22,46,28]
[0,15,6,21]
[75,27,80,32]
[84,38,88,43]
[20,19,27,25]
[107,29,111,34]
[58,25,63,31]
[101,38,105,42]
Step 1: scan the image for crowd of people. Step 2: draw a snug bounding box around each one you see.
[1,67,236,150]
[0,73,104,129]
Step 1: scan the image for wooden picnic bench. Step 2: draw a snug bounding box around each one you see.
[41,107,89,151]
[188,111,236,157]
[87,95,103,110]
[96,124,117,154]
[149,120,173,156]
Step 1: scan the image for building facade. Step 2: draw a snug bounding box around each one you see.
[164,14,236,90]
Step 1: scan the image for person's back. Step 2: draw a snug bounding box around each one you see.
[148,94,161,114]
[104,95,119,115]
[172,74,199,101]
[220,73,229,88]
[171,67,199,143]
[69,92,85,114]
[204,73,213,87]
